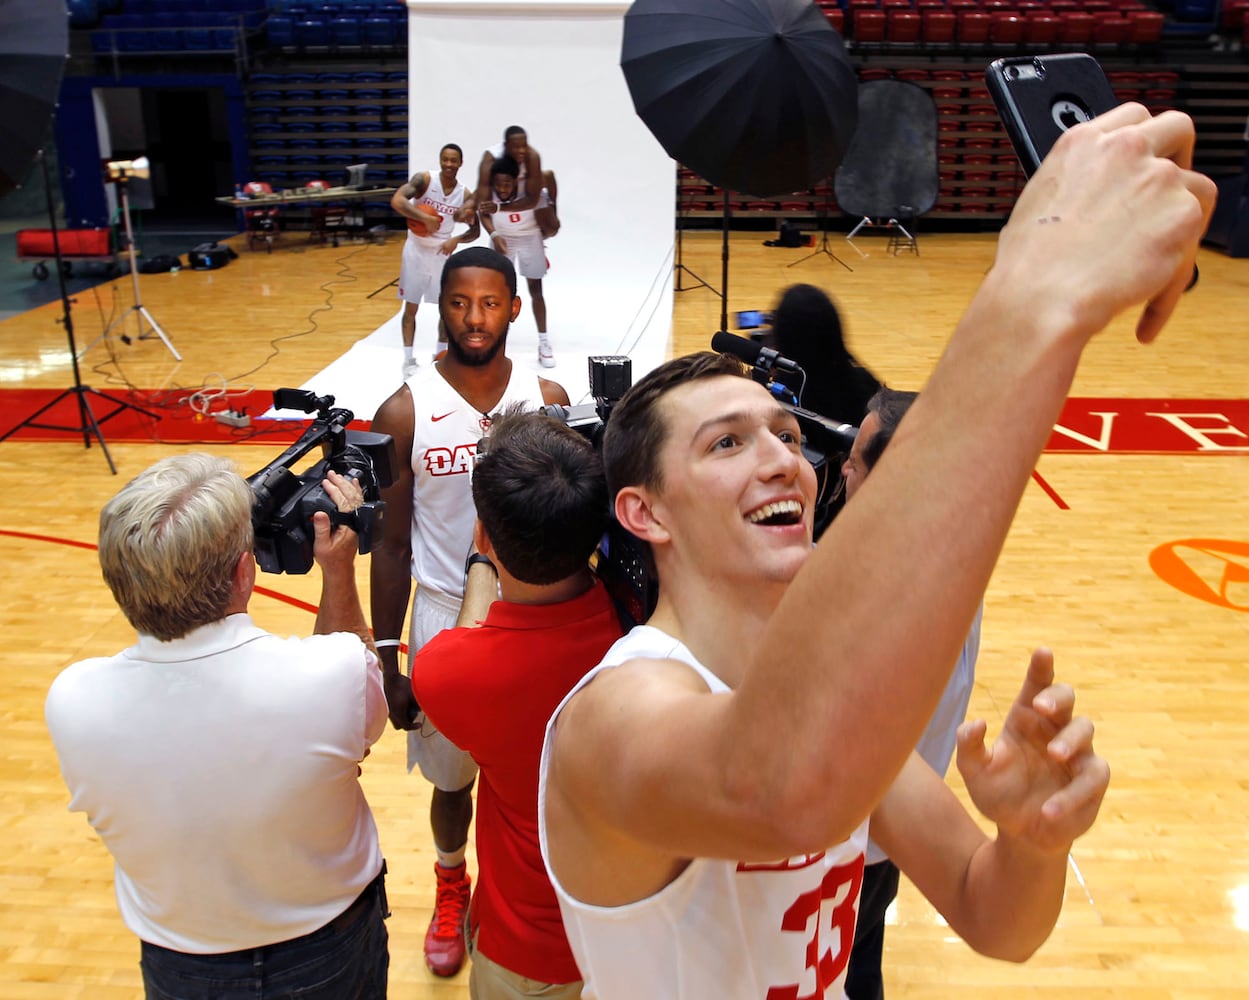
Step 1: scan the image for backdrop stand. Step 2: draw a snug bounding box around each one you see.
[0,151,160,474]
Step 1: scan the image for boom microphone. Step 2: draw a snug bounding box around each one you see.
[710,331,803,375]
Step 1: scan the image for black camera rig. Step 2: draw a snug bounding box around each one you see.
[248,389,398,575]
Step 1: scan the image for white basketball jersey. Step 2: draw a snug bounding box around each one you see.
[539,626,869,1000]
[408,172,465,241]
[491,188,548,239]
[405,362,547,597]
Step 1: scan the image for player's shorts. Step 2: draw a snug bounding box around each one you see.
[398,234,448,305]
[500,229,548,281]
[405,586,479,791]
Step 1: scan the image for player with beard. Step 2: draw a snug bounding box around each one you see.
[370,246,569,978]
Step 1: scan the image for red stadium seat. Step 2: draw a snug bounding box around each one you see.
[1092,16,1130,44]
[958,11,991,44]
[853,10,887,41]
[888,11,922,41]
[1056,11,1094,43]
[1023,14,1059,44]
[989,13,1025,42]
[1127,10,1165,43]
[923,10,956,43]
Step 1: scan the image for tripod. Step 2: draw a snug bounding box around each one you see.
[0,151,160,474]
[102,177,182,361]
[673,186,718,295]
[787,183,852,273]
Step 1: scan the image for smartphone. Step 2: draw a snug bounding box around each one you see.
[735,309,769,330]
[985,54,1120,177]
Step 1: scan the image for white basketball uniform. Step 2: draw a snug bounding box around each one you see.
[403,361,548,786]
[491,188,549,280]
[398,173,466,306]
[539,626,868,1000]
[489,141,528,190]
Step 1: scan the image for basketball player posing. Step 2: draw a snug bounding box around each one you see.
[370,247,569,979]
[473,126,560,239]
[393,143,480,378]
[483,157,555,368]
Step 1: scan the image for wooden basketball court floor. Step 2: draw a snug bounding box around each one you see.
[0,227,1245,997]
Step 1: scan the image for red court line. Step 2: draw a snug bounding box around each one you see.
[0,528,320,613]
[1031,469,1069,510]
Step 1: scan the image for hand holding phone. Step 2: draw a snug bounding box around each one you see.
[985,54,1120,177]
[987,53,1199,291]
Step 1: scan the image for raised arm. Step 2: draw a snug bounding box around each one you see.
[390,171,431,222]
[474,149,495,210]
[871,649,1108,960]
[368,386,419,728]
[549,106,1212,875]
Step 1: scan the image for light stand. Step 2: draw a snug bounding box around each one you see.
[787,181,852,273]
[0,150,160,474]
[101,157,182,361]
[718,189,730,335]
[674,186,717,295]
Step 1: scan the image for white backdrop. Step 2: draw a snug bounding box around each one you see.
[299,0,677,415]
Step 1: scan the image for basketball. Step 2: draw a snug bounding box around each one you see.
[408,204,442,237]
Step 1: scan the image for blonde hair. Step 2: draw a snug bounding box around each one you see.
[98,453,254,641]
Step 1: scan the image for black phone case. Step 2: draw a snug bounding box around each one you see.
[985,54,1120,176]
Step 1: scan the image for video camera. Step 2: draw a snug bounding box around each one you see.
[548,347,857,627]
[248,389,398,575]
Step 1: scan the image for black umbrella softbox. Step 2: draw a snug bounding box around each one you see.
[0,0,68,197]
[621,0,859,198]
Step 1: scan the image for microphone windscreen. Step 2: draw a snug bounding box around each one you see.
[710,331,763,365]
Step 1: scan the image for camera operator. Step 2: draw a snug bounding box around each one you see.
[409,405,623,999]
[45,455,389,1000]
[767,282,881,427]
[840,388,980,1000]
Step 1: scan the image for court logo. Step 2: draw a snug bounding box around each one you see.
[1149,539,1249,611]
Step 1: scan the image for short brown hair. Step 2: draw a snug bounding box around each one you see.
[602,351,747,502]
[472,405,607,585]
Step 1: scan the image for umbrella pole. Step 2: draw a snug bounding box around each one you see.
[719,190,730,334]
[0,150,161,472]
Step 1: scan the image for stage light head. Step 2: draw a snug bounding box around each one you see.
[104,156,150,182]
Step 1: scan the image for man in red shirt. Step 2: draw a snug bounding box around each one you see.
[410,405,622,996]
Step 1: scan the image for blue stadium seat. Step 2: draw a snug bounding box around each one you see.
[361,17,397,46]
[265,14,296,47]
[68,0,101,30]
[331,16,361,46]
[294,19,331,48]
